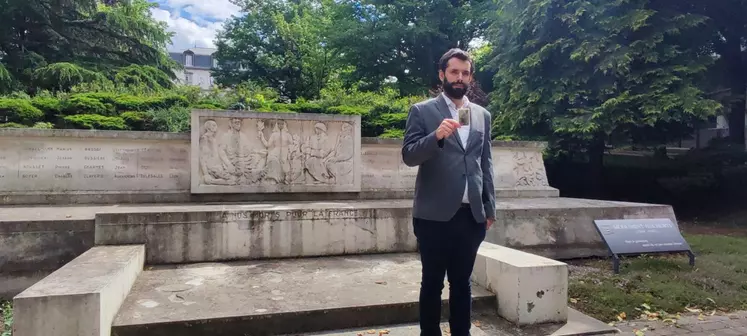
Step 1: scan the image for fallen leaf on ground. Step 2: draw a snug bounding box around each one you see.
[617,312,627,321]
[569,298,578,304]
[473,321,481,327]
[375,281,387,285]
[366,330,376,334]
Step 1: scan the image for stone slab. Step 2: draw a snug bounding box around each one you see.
[303,322,488,336]
[0,128,557,205]
[473,242,568,325]
[472,308,619,335]
[94,200,417,263]
[13,245,145,336]
[0,132,190,196]
[111,253,496,336]
[190,109,363,193]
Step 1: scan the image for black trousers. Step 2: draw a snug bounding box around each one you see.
[413,205,487,336]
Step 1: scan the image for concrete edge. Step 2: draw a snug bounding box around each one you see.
[472,242,569,326]
[0,127,547,150]
[12,245,145,336]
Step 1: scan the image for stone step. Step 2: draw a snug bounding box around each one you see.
[110,253,496,336]
[300,322,488,336]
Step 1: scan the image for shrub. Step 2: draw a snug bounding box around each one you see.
[32,122,54,129]
[0,122,28,128]
[0,98,44,125]
[30,97,63,119]
[120,111,154,131]
[62,114,128,130]
[145,107,190,133]
[379,129,404,139]
[63,95,115,115]
[191,103,223,110]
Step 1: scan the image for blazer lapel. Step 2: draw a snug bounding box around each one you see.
[435,94,465,152]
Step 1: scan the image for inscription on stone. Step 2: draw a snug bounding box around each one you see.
[0,137,190,192]
[191,110,362,193]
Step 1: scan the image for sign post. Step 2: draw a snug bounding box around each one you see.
[593,218,695,274]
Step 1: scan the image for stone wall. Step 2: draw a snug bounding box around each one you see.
[0,128,557,205]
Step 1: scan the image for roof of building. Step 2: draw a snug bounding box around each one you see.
[184,47,217,56]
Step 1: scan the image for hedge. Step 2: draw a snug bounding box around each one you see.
[0,98,44,125]
[62,114,128,130]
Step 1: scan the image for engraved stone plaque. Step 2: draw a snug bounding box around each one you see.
[0,137,190,193]
[190,109,362,193]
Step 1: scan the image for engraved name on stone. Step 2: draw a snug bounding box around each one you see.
[0,137,190,192]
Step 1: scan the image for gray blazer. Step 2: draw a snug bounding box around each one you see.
[401,94,496,223]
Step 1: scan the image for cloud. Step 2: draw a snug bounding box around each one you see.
[150,0,241,51]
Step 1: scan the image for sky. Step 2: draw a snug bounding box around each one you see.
[149,0,240,51]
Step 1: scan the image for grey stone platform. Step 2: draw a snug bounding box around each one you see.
[0,197,677,299]
[109,253,615,336]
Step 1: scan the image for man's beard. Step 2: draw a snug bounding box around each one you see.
[442,78,468,99]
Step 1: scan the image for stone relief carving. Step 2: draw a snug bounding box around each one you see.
[512,151,549,187]
[198,117,356,187]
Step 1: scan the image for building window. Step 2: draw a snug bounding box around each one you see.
[185,53,193,66]
[185,72,193,84]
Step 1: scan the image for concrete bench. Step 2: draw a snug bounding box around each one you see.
[472,241,568,325]
[13,245,145,336]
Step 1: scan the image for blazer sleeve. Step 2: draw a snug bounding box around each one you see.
[402,103,442,167]
[481,110,496,219]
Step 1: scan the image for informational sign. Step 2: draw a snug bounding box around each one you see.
[593,218,695,273]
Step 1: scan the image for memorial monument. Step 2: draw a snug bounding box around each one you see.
[2,108,668,335]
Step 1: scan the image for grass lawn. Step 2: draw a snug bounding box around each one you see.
[568,232,747,323]
[1,300,11,336]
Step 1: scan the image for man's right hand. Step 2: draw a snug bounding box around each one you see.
[436,119,461,140]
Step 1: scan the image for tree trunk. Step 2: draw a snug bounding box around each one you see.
[587,133,606,199]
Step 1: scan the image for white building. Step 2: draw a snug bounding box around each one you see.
[169,47,218,90]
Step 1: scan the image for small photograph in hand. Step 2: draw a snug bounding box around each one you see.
[457,107,470,126]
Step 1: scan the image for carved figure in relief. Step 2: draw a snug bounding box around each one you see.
[217,118,266,185]
[199,120,237,185]
[285,134,305,183]
[326,122,355,183]
[302,122,334,183]
[257,120,284,184]
[513,151,549,186]
[199,117,356,187]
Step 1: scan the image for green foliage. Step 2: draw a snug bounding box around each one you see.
[145,106,191,133]
[121,111,153,131]
[487,0,722,152]
[32,122,54,129]
[31,96,64,119]
[1,300,11,336]
[214,0,341,100]
[64,95,115,116]
[62,114,128,130]
[0,0,177,94]
[0,98,44,125]
[0,122,28,128]
[32,63,108,92]
[569,234,747,322]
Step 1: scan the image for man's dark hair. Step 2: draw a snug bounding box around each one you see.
[439,48,475,74]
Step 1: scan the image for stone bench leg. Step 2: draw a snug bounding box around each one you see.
[472,241,568,325]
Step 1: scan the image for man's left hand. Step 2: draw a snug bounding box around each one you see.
[486,218,494,230]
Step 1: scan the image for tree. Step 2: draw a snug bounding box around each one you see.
[213,0,340,101]
[0,0,177,93]
[673,1,747,146]
[327,0,492,96]
[486,0,721,195]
